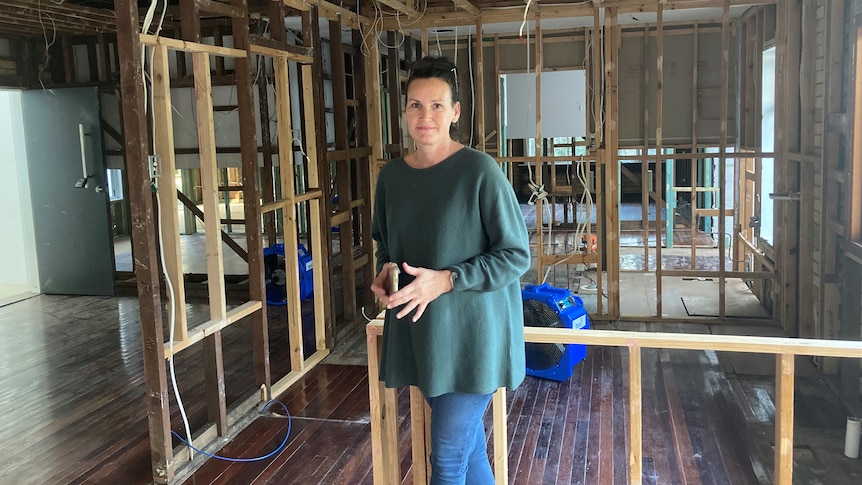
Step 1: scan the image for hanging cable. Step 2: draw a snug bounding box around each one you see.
[171,400,292,462]
[468,31,475,147]
[519,0,532,42]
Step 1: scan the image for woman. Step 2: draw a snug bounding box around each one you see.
[370,56,531,484]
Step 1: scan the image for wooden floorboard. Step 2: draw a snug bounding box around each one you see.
[3,295,862,484]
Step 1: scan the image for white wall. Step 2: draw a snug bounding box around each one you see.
[0,90,39,291]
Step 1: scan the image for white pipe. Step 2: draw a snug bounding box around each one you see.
[844,416,861,458]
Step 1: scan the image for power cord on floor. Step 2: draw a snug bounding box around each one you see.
[171,400,292,462]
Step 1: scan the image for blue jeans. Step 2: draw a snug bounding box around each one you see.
[425,392,495,485]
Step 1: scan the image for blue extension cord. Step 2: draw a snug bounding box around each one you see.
[171,400,292,462]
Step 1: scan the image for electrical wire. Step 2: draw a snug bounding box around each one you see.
[171,400,292,462]
[467,31,475,148]
[142,0,192,456]
[541,155,594,285]
[37,0,57,91]
[519,0,533,41]
[453,26,458,67]
[361,306,375,322]
[155,179,195,459]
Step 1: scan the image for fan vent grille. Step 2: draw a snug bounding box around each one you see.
[523,299,566,371]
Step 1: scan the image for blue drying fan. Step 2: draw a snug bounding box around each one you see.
[263,243,314,305]
[522,284,590,382]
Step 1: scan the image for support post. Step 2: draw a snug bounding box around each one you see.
[115,0,172,481]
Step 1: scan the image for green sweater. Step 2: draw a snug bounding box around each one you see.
[371,147,531,397]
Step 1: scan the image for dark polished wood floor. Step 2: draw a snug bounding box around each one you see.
[2,296,862,484]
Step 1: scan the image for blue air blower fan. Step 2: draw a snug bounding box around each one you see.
[263,243,314,305]
[522,284,590,381]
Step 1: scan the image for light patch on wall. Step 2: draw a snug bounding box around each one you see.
[502,70,587,139]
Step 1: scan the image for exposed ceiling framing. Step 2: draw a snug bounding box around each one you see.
[0,0,115,36]
[0,0,773,39]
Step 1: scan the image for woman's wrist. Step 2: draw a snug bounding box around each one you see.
[446,269,458,292]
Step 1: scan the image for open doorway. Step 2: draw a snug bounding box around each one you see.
[0,89,38,304]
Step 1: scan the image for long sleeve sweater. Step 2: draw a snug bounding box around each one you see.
[371,147,531,397]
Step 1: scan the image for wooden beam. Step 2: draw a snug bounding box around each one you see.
[282,0,309,11]
[604,7,621,316]
[192,50,229,438]
[152,44,188,342]
[493,388,508,485]
[819,0,845,353]
[718,0,730,318]
[797,0,816,338]
[303,7,335,350]
[774,353,795,484]
[139,34,247,58]
[199,0,245,17]
[628,345,643,485]
[366,321,862,360]
[852,19,862,242]
[662,269,775,279]
[248,41,313,63]
[655,4,664,317]
[278,55,306,372]
[409,386,430,484]
[535,16,545,283]
[642,24,650,271]
[780,0,802,335]
[162,301,263,357]
[366,331,400,485]
[115,0,172,481]
[386,31,403,156]
[376,0,418,18]
[193,51,227,322]
[203,331,228,434]
[254,22,277,247]
[453,0,480,16]
[332,18,357,323]
[175,190,249,261]
[304,0,371,26]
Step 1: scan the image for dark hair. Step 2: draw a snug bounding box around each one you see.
[406,56,459,105]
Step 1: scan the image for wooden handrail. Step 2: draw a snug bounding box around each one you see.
[366,319,862,485]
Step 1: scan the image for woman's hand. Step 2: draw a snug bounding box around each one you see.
[387,262,453,322]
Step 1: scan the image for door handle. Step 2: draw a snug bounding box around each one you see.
[76,123,89,188]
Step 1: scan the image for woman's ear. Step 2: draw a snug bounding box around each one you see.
[452,101,461,124]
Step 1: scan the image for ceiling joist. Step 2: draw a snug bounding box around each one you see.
[451,0,480,17]
[0,0,115,36]
[376,0,420,18]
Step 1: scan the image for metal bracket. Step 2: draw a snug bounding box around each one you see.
[769,192,800,201]
[148,155,162,179]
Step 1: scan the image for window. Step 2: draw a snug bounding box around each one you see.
[106,169,123,202]
[760,46,776,245]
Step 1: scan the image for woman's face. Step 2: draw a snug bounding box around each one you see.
[404,77,461,148]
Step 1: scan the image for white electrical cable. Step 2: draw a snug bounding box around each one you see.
[468,31,475,148]
[541,155,594,284]
[157,192,195,458]
[142,0,194,456]
[519,0,532,39]
[453,26,458,67]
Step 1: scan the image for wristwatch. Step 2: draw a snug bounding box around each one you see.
[449,270,459,289]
